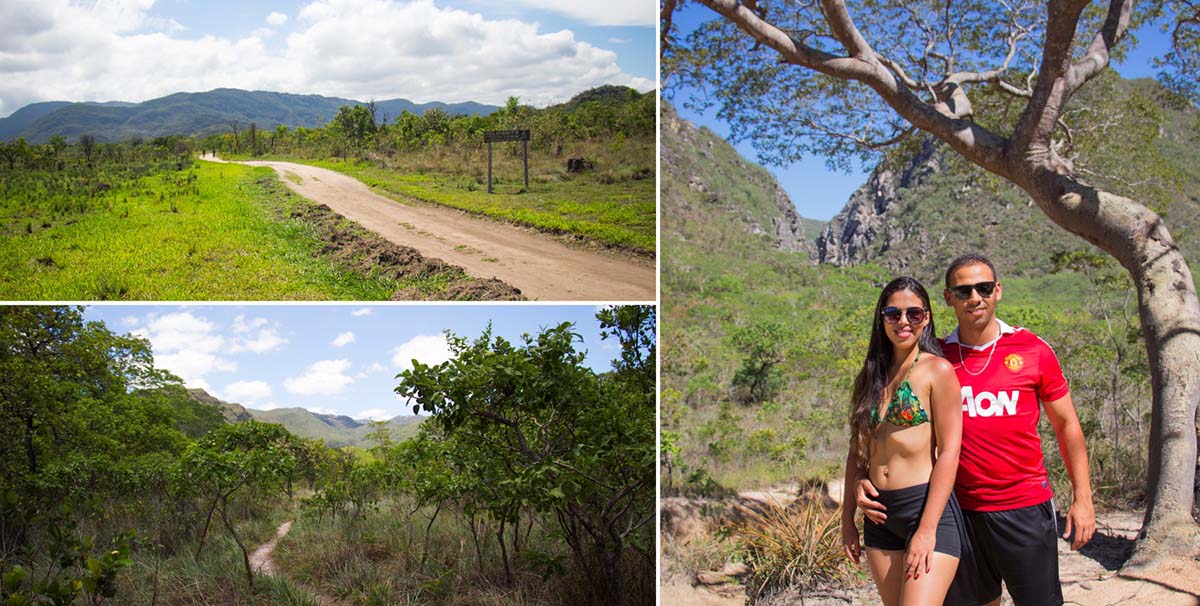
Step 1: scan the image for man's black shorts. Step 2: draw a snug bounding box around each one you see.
[944,499,1063,606]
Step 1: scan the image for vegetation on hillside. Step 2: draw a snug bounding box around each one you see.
[0,305,655,605]
[0,89,496,144]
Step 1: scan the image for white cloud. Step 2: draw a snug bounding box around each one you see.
[356,407,393,421]
[224,380,273,403]
[0,0,653,117]
[134,312,233,386]
[120,315,140,327]
[351,307,373,317]
[608,37,630,44]
[284,359,355,395]
[229,315,287,353]
[266,11,288,26]
[391,334,454,371]
[505,0,653,26]
[354,360,387,380]
[332,331,356,347]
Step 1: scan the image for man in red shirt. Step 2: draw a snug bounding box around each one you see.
[857,254,1095,606]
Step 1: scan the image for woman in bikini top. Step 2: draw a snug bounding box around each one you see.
[840,277,965,606]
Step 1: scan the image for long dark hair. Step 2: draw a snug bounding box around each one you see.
[848,277,944,470]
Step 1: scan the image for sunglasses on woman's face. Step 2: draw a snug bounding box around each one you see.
[881,306,927,324]
[949,281,997,300]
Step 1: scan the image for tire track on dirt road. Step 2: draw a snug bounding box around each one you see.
[205,156,656,301]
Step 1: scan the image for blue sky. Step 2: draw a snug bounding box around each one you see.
[85,304,626,420]
[670,6,1176,221]
[0,0,655,117]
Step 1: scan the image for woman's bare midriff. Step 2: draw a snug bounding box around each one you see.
[868,422,935,491]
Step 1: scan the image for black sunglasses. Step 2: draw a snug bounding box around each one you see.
[881,306,928,325]
[949,281,997,300]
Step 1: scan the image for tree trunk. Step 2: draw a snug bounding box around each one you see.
[218,497,254,589]
[1019,171,1200,568]
[497,519,512,586]
[194,495,220,560]
[421,501,442,567]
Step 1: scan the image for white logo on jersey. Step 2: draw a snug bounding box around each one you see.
[961,386,1019,417]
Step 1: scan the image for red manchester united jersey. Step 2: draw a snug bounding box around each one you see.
[939,320,1070,512]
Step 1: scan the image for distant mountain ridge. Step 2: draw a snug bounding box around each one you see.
[186,388,423,448]
[0,88,499,144]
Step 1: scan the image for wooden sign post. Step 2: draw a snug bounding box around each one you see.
[483,129,531,193]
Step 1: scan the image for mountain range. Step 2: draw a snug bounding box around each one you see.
[187,388,424,449]
[0,88,498,144]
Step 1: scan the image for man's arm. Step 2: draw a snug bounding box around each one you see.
[1043,392,1095,550]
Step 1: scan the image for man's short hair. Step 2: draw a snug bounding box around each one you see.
[945,253,998,288]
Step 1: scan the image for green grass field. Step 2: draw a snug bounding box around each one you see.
[0,161,435,300]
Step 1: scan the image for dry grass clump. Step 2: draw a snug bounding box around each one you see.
[729,496,858,603]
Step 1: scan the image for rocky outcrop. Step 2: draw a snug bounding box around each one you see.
[816,138,941,266]
[187,388,251,423]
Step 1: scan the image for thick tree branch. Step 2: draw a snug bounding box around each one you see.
[819,0,874,59]
[1011,0,1090,158]
[696,0,1013,177]
[1067,0,1135,94]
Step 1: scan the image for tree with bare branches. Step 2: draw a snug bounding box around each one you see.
[664,0,1200,570]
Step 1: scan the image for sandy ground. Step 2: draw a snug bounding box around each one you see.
[203,156,655,301]
[663,494,1200,606]
[248,519,292,576]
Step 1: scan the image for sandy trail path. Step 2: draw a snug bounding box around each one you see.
[248,520,292,576]
[250,520,345,606]
[204,156,655,300]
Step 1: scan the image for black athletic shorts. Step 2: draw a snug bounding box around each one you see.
[944,498,1062,606]
[862,482,967,558]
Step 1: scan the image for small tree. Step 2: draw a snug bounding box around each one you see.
[730,320,790,404]
[174,421,298,588]
[78,135,96,164]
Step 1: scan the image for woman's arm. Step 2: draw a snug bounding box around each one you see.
[905,356,962,579]
[841,444,863,562]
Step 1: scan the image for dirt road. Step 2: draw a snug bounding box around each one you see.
[204,156,655,301]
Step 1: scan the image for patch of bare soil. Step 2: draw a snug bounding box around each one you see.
[662,491,1199,606]
[255,177,523,300]
[210,156,654,300]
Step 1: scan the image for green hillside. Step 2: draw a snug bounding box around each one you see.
[187,388,423,448]
[2,88,498,144]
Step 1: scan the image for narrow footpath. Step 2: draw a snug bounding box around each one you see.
[250,520,345,606]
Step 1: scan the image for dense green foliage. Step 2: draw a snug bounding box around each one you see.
[295,307,656,605]
[0,306,655,605]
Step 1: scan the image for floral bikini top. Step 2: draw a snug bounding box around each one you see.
[871,351,930,427]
